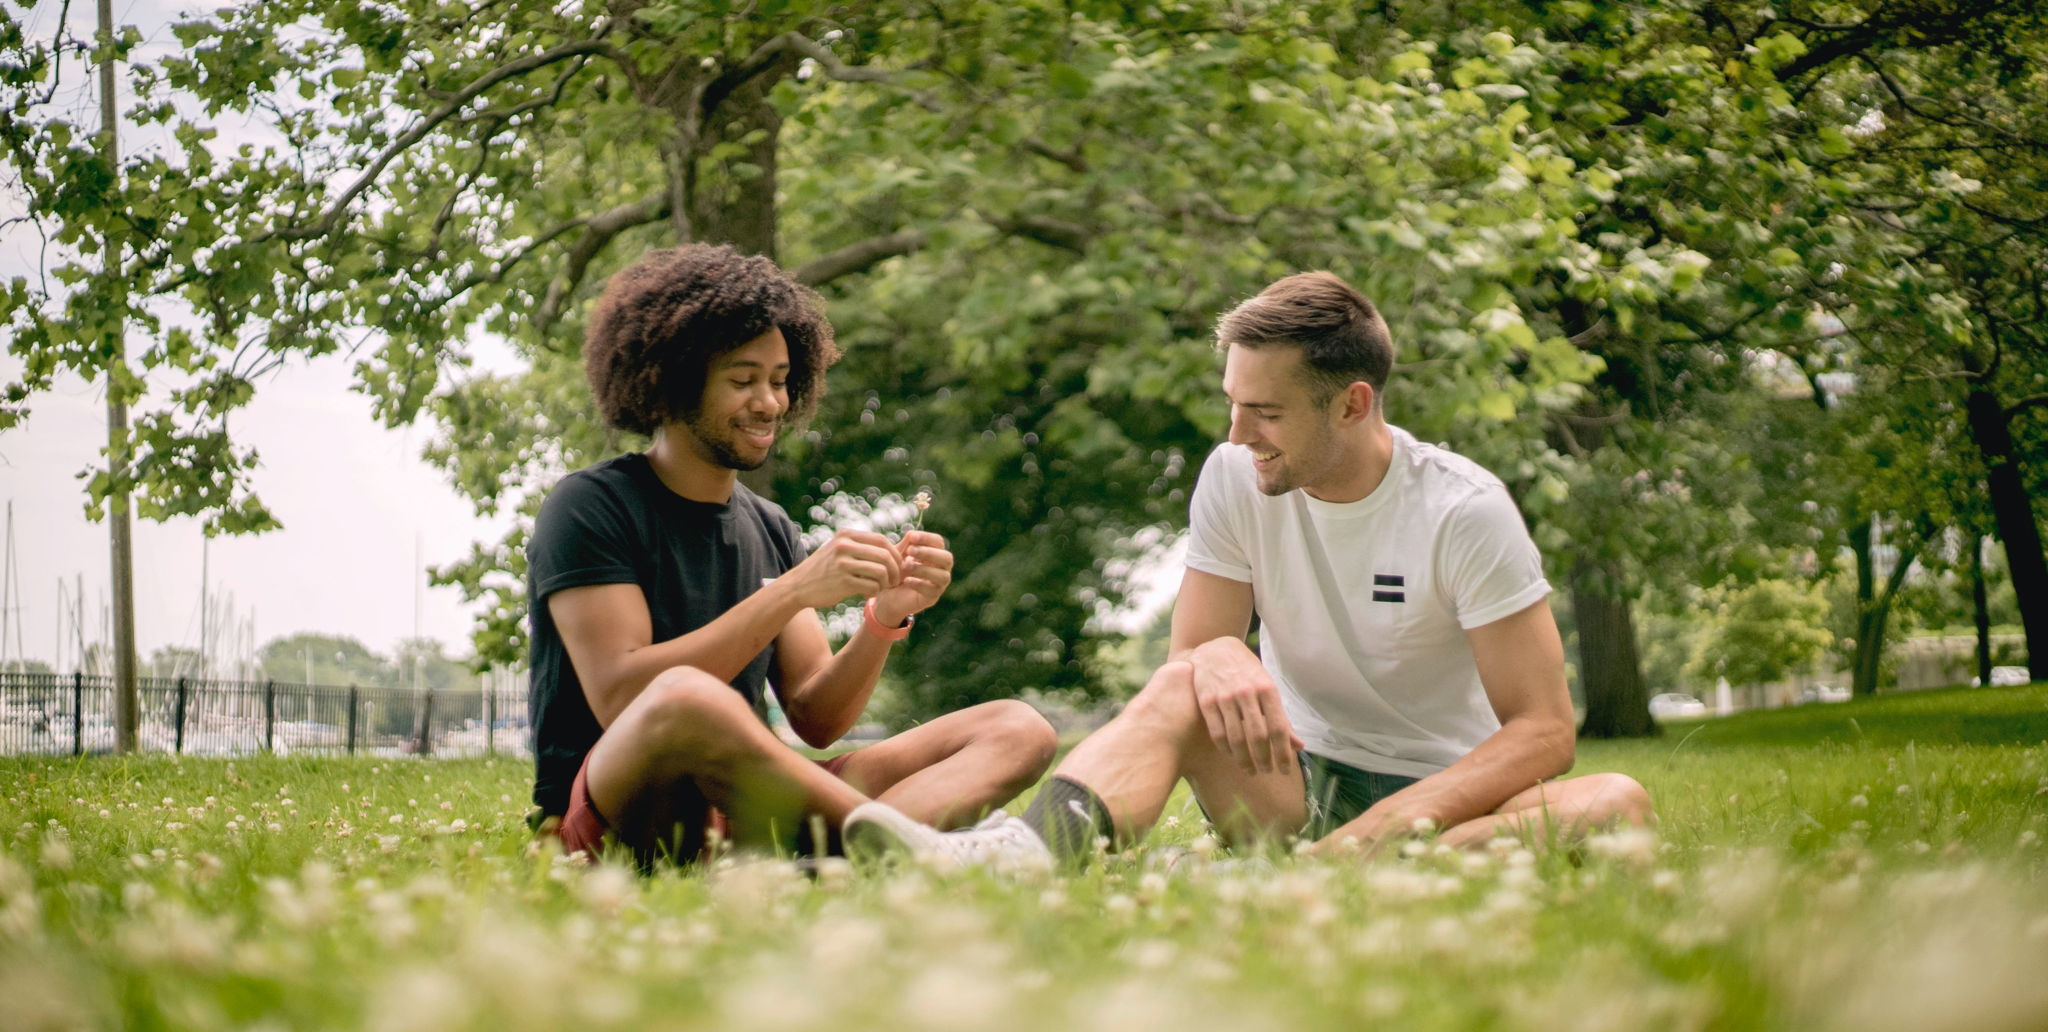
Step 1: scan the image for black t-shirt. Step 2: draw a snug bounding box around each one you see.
[525,453,806,815]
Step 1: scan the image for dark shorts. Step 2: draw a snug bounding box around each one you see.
[1300,751,1420,840]
[557,750,858,864]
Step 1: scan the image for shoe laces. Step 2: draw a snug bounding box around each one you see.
[948,813,1044,860]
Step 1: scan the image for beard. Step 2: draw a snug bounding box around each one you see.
[1254,423,1339,496]
[685,410,777,471]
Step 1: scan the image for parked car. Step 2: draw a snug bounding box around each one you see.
[1972,666,2031,687]
[1648,693,1708,720]
[1797,684,1851,704]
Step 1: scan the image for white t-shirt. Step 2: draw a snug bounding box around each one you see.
[1183,427,1551,777]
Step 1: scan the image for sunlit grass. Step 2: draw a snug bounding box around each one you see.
[4,685,2046,1031]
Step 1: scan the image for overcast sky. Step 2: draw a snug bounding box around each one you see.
[1,0,522,670]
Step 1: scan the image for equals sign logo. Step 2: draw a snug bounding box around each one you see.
[1372,574,1405,603]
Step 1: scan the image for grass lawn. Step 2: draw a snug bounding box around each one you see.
[4,684,2046,1031]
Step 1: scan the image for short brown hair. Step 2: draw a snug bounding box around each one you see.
[583,245,840,435]
[1215,272,1393,403]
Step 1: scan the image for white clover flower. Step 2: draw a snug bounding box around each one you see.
[805,914,885,975]
[579,864,638,917]
[901,961,1015,1031]
[39,835,72,871]
[1584,827,1660,866]
[1127,939,1178,970]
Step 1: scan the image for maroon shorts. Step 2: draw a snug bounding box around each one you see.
[557,750,858,862]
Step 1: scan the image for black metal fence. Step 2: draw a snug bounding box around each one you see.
[0,671,529,758]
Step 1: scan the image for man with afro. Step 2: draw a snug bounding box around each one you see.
[527,244,1055,864]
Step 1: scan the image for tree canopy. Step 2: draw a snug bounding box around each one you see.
[4,0,2042,728]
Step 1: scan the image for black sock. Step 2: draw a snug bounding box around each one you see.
[1021,776,1115,864]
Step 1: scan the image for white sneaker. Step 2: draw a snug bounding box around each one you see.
[843,803,1055,874]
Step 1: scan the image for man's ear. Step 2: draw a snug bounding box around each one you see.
[1334,381,1376,425]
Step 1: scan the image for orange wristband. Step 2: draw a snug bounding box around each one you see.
[864,598,913,642]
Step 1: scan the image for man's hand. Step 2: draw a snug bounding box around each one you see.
[781,529,903,611]
[1188,637,1304,775]
[871,530,954,627]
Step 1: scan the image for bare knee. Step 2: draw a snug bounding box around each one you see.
[1588,773,1655,826]
[631,667,759,755]
[1118,661,1202,739]
[974,699,1057,778]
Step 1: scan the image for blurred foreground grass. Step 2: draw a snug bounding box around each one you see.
[3,684,2045,1031]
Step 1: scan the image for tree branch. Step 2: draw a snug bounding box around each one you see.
[794,230,928,287]
[2006,394,2048,419]
[533,194,673,334]
[987,214,1090,253]
[265,37,614,246]
[1024,136,1088,173]
[703,31,940,118]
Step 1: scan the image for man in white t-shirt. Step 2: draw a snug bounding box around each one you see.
[846,272,1653,867]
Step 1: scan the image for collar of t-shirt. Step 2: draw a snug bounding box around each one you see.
[1297,428,1410,522]
[625,452,738,526]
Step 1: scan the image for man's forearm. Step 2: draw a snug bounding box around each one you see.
[1314,715,1574,853]
[781,631,892,747]
[586,582,809,725]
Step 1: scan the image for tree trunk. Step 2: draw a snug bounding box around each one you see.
[1849,516,1922,696]
[1962,383,2047,681]
[1573,557,1658,738]
[690,75,782,261]
[1849,516,1878,697]
[1972,533,1993,688]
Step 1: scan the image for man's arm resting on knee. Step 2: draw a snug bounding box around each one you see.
[1168,568,1305,776]
[1313,598,1576,856]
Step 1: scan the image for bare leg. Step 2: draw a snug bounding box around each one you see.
[1436,772,1656,850]
[584,667,869,855]
[1051,661,1307,846]
[831,700,1056,829]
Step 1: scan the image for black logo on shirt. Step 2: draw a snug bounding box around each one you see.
[1373,573,1404,603]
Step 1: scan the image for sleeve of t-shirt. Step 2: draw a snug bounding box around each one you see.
[1436,483,1551,629]
[1184,445,1253,584]
[528,473,640,602]
[767,505,810,574]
